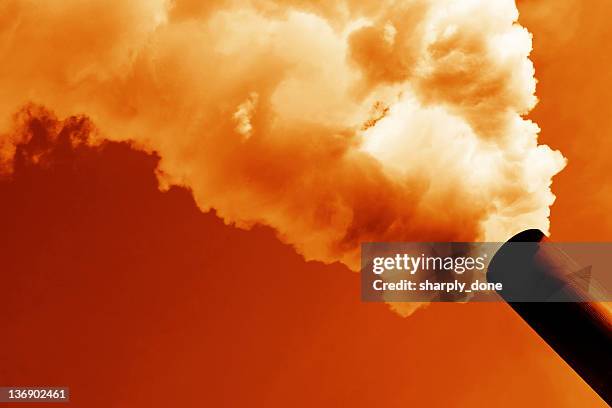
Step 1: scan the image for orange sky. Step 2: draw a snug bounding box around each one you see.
[519,0,612,241]
[0,1,610,407]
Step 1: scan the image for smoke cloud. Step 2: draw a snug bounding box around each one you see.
[0,0,565,276]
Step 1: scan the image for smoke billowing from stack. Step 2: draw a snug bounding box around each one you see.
[0,1,565,279]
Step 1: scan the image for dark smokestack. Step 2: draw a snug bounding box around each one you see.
[488,229,611,405]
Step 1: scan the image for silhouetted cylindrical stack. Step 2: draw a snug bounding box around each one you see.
[488,229,611,405]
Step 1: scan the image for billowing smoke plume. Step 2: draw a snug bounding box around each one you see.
[0,0,565,273]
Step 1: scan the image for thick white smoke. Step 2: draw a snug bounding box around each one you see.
[0,0,565,282]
